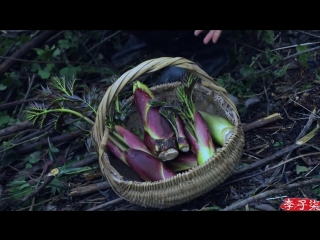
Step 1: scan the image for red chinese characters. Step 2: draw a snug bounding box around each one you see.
[280,198,320,211]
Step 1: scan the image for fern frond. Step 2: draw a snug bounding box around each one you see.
[25,102,48,127]
[66,76,78,96]
[50,76,70,96]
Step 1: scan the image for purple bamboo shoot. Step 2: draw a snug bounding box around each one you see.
[175,72,216,165]
[125,149,175,181]
[106,135,175,182]
[133,81,178,161]
[114,125,151,154]
[184,111,216,165]
[158,107,190,152]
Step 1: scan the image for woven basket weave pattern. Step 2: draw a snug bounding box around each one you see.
[92,57,245,208]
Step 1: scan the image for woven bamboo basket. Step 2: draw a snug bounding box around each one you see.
[91,57,245,208]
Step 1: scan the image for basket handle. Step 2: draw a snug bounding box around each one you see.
[91,57,232,165]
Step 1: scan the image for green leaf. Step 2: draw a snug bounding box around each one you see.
[59,67,69,77]
[313,185,320,197]
[53,48,61,57]
[262,30,274,45]
[7,180,26,187]
[24,152,40,164]
[201,206,220,211]
[31,63,41,72]
[47,178,66,195]
[269,56,280,64]
[18,183,31,191]
[296,45,310,68]
[58,39,70,49]
[28,157,39,164]
[296,45,307,53]
[38,68,50,79]
[240,65,255,77]
[257,30,262,38]
[57,166,93,177]
[0,84,7,90]
[216,78,226,87]
[59,66,81,78]
[50,146,59,153]
[274,64,289,78]
[296,165,309,174]
[64,30,72,39]
[26,163,32,169]
[51,186,57,195]
[0,111,10,127]
[2,141,11,150]
[97,53,104,60]
[48,151,53,161]
[34,48,44,55]
[70,66,81,76]
[273,142,283,147]
[44,63,54,72]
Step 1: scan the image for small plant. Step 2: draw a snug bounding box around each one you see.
[296,45,311,68]
[25,75,131,130]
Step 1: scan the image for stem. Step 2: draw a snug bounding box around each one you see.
[37,109,94,125]
[81,99,97,115]
[111,131,130,149]
[52,97,97,115]
[115,95,120,113]
[108,134,127,152]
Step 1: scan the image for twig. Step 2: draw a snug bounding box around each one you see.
[0,56,112,68]
[263,78,270,116]
[87,30,122,53]
[219,152,320,187]
[295,30,320,39]
[18,75,35,120]
[0,30,60,78]
[220,177,320,211]
[73,30,98,66]
[295,108,316,141]
[0,39,19,64]
[17,195,59,211]
[29,166,45,211]
[0,121,32,138]
[86,197,125,211]
[0,130,50,154]
[71,154,98,168]
[45,31,65,46]
[12,129,85,156]
[69,181,111,197]
[242,113,282,133]
[272,42,320,51]
[1,30,32,34]
[0,98,37,110]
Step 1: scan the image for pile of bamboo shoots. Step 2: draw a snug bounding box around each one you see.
[106,73,235,182]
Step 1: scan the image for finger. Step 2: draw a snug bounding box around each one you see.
[203,30,216,44]
[194,30,203,36]
[212,30,222,43]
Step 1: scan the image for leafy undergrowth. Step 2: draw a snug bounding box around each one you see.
[0,30,320,211]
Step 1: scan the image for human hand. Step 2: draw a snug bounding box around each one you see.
[194,30,222,44]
